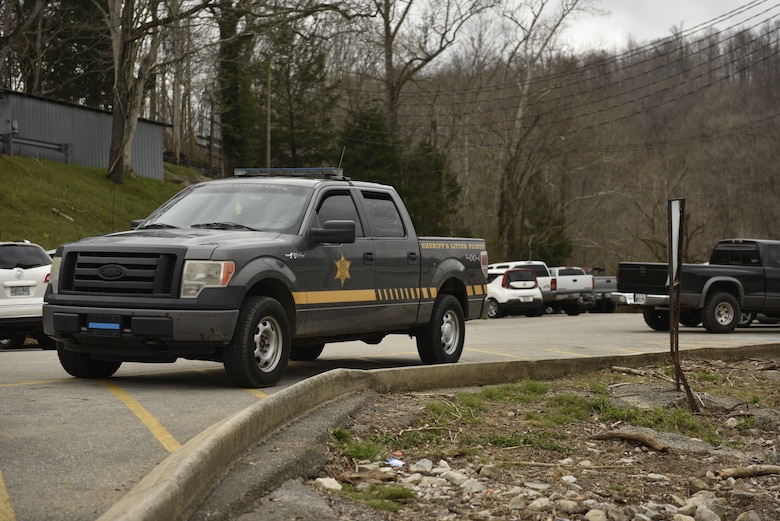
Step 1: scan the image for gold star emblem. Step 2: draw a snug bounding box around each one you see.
[334,253,351,287]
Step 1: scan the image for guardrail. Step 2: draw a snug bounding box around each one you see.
[1,133,73,163]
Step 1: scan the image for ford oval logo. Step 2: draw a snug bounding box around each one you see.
[98,264,126,281]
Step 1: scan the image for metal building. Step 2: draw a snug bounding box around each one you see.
[0,90,165,180]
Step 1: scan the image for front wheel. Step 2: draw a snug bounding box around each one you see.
[642,308,670,331]
[416,294,465,364]
[224,296,291,388]
[701,292,739,333]
[57,343,122,378]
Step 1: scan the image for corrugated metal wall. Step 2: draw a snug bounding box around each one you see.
[0,91,165,180]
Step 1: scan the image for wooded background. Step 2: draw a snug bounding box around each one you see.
[2,0,778,272]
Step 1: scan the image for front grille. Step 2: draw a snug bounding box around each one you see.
[62,251,179,296]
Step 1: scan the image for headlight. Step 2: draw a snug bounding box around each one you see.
[181,261,235,298]
[49,256,61,293]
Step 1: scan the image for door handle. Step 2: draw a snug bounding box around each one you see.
[407,251,418,264]
[364,252,375,264]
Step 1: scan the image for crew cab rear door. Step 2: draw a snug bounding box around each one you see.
[764,244,780,310]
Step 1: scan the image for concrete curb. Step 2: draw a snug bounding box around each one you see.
[97,343,780,521]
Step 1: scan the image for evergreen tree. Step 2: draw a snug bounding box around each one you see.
[338,106,401,184]
[264,25,340,167]
[514,178,572,265]
[399,141,460,236]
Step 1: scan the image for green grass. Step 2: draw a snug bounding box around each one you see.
[0,156,202,250]
[337,483,415,512]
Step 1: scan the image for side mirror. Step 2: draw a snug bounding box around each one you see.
[311,220,356,244]
[130,219,144,230]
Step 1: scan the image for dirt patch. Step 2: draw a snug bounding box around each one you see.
[317,358,780,520]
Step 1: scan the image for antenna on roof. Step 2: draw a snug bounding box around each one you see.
[338,147,346,168]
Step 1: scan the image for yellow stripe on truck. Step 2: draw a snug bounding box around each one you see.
[293,287,448,305]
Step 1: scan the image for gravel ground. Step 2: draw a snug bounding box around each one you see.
[308,358,780,520]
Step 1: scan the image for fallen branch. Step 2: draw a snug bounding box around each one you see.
[52,208,74,223]
[715,465,780,479]
[592,431,670,452]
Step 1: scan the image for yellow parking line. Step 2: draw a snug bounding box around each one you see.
[465,348,533,360]
[99,380,182,453]
[542,348,587,357]
[0,468,15,521]
[0,378,74,388]
[612,347,647,355]
[242,388,268,399]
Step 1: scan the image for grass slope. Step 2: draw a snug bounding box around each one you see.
[0,156,201,250]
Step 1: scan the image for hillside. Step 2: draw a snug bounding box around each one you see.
[0,156,204,250]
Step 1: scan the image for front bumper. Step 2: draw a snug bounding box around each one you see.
[43,304,239,356]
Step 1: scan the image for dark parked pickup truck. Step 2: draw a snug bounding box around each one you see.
[615,238,780,333]
[44,168,488,387]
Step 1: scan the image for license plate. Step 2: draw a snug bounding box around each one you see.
[635,293,647,305]
[10,286,31,296]
[519,296,533,302]
[88,315,121,336]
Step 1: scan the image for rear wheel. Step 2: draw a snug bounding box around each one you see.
[57,343,122,378]
[290,344,324,361]
[701,292,739,333]
[564,304,582,316]
[416,294,465,364]
[486,298,502,319]
[223,296,290,387]
[642,308,670,331]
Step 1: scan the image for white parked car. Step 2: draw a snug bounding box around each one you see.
[0,241,54,349]
[485,268,544,318]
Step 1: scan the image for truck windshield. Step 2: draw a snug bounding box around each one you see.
[141,183,313,234]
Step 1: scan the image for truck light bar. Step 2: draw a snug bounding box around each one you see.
[233,167,350,181]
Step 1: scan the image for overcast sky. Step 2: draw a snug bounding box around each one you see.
[563,0,778,50]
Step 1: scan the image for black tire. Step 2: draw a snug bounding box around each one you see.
[223,296,291,388]
[564,305,582,316]
[738,311,756,328]
[701,292,739,334]
[416,294,465,365]
[57,343,122,378]
[486,298,502,319]
[679,311,701,327]
[642,308,670,331]
[290,344,324,361]
[0,335,26,349]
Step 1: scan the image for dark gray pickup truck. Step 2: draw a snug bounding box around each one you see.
[615,238,780,333]
[43,168,488,387]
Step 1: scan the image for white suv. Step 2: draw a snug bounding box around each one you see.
[0,241,54,349]
[485,268,544,318]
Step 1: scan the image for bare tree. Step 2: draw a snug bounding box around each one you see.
[0,0,45,85]
[491,0,594,260]
[365,0,494,136]
[97,0,210,184]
